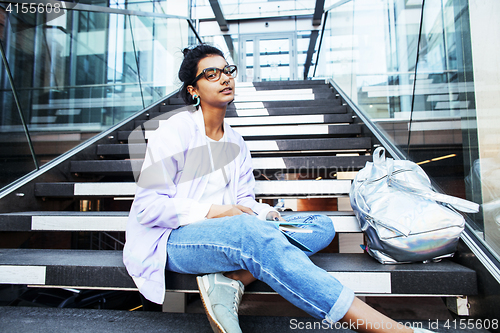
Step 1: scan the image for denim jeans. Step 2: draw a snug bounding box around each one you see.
[165,213,355,322]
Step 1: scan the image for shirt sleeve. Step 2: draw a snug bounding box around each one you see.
[131,119,211,229]
[179,202,212,226]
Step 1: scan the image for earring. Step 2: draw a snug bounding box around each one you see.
[193,94,200,107]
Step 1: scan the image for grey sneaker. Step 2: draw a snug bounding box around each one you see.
[197,273,244,333]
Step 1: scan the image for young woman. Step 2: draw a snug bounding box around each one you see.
[123,44,428,333]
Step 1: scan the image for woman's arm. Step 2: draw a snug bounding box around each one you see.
[131,120,210,229]
[206,204,256,218]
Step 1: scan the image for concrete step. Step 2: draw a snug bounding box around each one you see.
[4,307,475,333]
[166,95,339,105]
[0,250,477,296]
[96,137,371,158]
[157,104,348,116]
[231,99,342,109]
[135,113,353,130]
[34,180,353,198]
[0,211,360,233]
[226,124,361,138]
[0,307,324,333]
[69,155,371,176]
[234,87,332,96]
[118,123,363,141]
[225,105,348,117]
[233,92,334,102]
[236,80,327,89]
[165,98,342,108]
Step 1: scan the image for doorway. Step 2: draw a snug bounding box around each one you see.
[239,34,297,82]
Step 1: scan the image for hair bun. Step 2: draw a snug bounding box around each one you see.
[182,47,192,57]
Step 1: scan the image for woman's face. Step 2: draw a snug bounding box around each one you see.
[190,55,235,109]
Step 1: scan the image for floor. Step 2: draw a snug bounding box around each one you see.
[186,293,455,321]
[1,282,456,323]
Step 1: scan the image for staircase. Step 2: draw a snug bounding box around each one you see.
[0,80,478,331]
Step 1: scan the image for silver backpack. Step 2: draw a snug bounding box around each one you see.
[350,147,479,264]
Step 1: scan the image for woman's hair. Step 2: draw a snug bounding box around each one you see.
[179,44,225,105]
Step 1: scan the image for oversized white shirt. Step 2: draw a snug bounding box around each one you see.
[123,106,276,304]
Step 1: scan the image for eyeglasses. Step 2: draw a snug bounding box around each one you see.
[192,65,237,84]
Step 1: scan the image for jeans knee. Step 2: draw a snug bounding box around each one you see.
[232,214,277,238]
[311,214,336,245]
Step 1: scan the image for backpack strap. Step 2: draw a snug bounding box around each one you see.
[387,177,480,213]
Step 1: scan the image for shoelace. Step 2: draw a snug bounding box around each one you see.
[230,282,243,315]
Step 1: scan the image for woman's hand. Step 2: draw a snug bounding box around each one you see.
[266,211,286,222]
[207,204,256,219]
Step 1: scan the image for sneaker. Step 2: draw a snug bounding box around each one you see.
[197,273,245,333]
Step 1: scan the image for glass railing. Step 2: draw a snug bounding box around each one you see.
[315,0,500,260]
[0,1,199,190]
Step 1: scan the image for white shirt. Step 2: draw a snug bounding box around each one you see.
[179,134,233,225]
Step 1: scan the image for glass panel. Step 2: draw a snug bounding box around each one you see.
[317,0,500,259]
[297,31,311,80]
[315,1,355,98]
[101,0,190,16]
[244,40,254,82]
[258,37,290,81]
[317,0,422,146]
[409,0,500,259]
[0,12,37,190]
[408,0,468,195]
[128,16,188,107]
[0,4,191,188]
[0,86,37,189]
[1,10,142,166]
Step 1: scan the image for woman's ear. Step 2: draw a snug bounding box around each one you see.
[187,85,197,97]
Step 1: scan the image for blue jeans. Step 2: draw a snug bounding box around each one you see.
[165,213,354,322]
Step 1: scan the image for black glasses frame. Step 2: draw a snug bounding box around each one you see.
[192,65,237,85]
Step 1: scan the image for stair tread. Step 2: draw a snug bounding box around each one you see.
[97,137,371,157]
[135,113,354,129]
[168,98,341,107]
[35,179,354,197]
[2,307,484,333]
[69,155,371,175]
[237,80,327,88]
[232,93,335,102]
[118,123,363,141]
[0,210,355,217]
[159,104,348,114]
[3,307,370,333]
[0,211,360,233]
[0,249,478,295]
[233,99,342,108]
